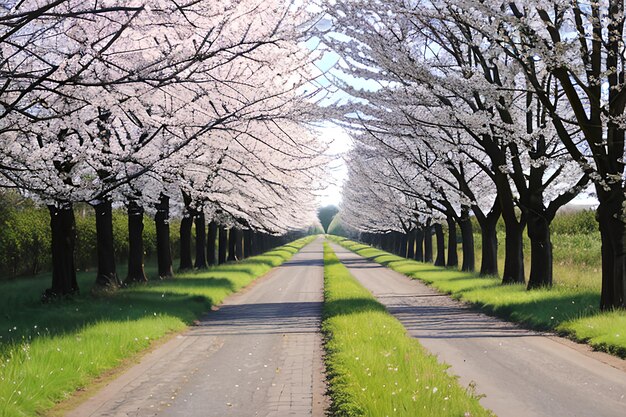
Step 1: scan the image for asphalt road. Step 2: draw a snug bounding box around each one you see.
[329,242,626,417]
[68,239,327,417]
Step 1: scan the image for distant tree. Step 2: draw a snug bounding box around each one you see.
[318,205,339,233]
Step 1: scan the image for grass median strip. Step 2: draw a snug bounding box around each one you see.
[322,242,491,417]
[328,235,626,359]
[0,235,316,417]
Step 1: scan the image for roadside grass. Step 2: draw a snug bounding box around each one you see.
[0,236,316,417]
[328,236,626,359]
[322,242,492,417]
[472,231,602,291]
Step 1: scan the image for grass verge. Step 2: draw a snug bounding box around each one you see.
[328,236,626,359]
[322,242,492,417]
[0,235,316,417]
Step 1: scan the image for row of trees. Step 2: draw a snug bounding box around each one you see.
[0,1,327,298]
[319,0,626,309]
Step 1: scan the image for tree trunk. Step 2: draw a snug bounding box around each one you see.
[44,204,79,300]
[479,220,499,277]
[407,230,415,259]
[244,229,253,258]
[446,217,458,268]
[228,228,237,261]
[397,232,404,256]
[207,221,217,266]
[194,212,207,269]
[93,200,120,287]
[526,211,553,289]
[434,223,445,266]
[459,207,475,273]
[218,226,228,264]
[250,231,258,256]
[415,228,424,262]
[424,223,433,263]
[235,228,244,260]
[179,214,193,271]
[155,194,174,278]
[502,219,525,284]
[125,200,147,284]
[400,232,408,257]
[597,193,626,310]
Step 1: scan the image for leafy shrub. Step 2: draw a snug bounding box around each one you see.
[0,206,51,276]
[551,209,597,235]
[0,193,182,279]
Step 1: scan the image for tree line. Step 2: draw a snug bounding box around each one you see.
[317,0,626,309]
[0,1,327,298]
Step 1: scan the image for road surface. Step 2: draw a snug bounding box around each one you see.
[329,241,626,417]
[68,239,327,417]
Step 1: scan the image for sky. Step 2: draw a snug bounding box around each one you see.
[315,123,351,207]
[305,23,354,209]
[305,20,379,209]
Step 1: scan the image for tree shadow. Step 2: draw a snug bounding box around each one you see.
[138,277,236,292]
[0,265,271,349]
[323,297,387,318]
[334,239,607,343]
[0,289,210,353]
[0,238,317,351]
[384,301,539,339]
[467,289,600,331]
[189,301,323,336]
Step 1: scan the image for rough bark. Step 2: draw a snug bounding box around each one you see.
[526,211,553,289]
[179,214,193,271]
[446,217,458,268]
[155,194,174,278]
[255,232,263,254]
[44,204,79,300]
[407,229,416,259]
[502,218,525,284]
[495,169,526,284]
[434,223,446,266]
[228,228,237,261]
[415,228,424,262]
[480,221,499,277]
[250,231,258,256]
[194,212,207,269]
[396,232,404,256]
[400,232,408,257]
[218,226,228,264]
[423,223,433,263]
[597,193,626,310]
[243,229,253,258]
[207,221,217,266]
[93,200,121,287]
[381,233,389,252]
[125,200,147,284]
[459,206,475,273]
[235,228,244,260]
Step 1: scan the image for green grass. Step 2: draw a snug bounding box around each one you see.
[328,236,626,359]
[471,231,602,291]
[0,235,316,417]
[322,242,492,417]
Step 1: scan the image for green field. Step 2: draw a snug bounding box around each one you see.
[322,242,492,417]
[0,236,315,417]
[329,236,626,359]
[471,231,602,291]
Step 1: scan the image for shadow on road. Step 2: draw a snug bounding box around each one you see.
[189,301,324,336]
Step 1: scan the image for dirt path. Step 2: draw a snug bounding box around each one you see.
[329,242,626,417]
[67,239,327,417]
